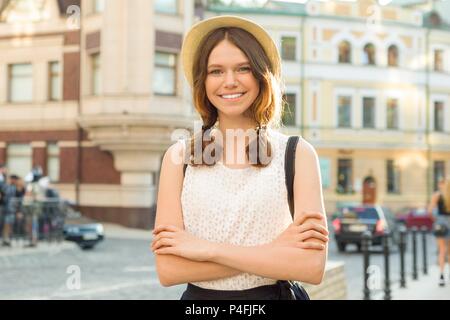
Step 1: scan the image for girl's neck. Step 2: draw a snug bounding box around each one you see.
[216,115,258,139]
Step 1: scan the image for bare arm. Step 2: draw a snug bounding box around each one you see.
[198,139,328,284]
[154,141,241,287]
[427,193,439,217]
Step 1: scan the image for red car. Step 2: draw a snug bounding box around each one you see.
[395,207,434,231]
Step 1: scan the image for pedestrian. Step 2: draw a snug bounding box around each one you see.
[2,174,21,246]
[0,164,8,245]
[427,177,450,286]
[151,15,328,300]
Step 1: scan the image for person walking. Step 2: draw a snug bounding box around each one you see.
[427,177,450,286]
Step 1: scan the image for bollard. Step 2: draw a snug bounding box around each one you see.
[383,231,392,300]
[399,225,407,288]
[362,231,372,300]
[421,226,428,275]
[411,226,418,280]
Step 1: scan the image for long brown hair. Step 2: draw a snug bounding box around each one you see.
[186,27,283,168]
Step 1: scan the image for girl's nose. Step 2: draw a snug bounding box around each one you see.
[224,70,237,88]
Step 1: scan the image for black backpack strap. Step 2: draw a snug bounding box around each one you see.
[182,138,189,177]
[285,136,300,219]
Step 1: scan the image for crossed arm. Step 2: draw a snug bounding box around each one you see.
[153,139,328,287]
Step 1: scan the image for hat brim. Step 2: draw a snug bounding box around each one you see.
[181,15,281,87]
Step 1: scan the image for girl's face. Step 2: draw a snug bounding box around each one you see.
[205,39,260,118]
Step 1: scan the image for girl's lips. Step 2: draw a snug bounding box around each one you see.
[219,92,247,102]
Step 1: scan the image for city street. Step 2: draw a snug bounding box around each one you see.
[0,223,442,300]
[0,236,184,300]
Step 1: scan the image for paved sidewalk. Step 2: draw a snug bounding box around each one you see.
[390,264,450,300]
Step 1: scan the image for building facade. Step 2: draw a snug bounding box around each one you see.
[0,0,449,228]
[0,0,197,228]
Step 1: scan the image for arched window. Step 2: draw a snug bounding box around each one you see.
[338,40,352,63]
[363,43,376,65]
[388,45,399,67]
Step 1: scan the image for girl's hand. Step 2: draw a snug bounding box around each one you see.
[272,211,329,250]
[151,225,214,262]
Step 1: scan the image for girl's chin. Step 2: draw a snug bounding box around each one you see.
[217,108,250,118]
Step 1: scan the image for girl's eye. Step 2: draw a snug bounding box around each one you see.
[238,66,251,73]
[208,67,251,75]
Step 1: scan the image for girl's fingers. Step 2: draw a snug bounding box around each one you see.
[293,212,324,226]
[296,242,325,250]
[299,230,329,243]
[152,231,175,244]
[152,238,176,251]
[153,225,180,235]
[155,247,176,255]
[298,222,329,236]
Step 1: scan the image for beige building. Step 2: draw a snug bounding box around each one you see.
[0,0,449,228]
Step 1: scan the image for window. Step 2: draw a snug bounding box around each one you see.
[434,161,445,192]
[337,159,353,194]
[47,143,59,182]
[6,144,32,179]
[1,0,46,22]
[91,53,101,95]
[387,160,401,194]
[153,52,177,96]
[386,98,399,130]
[9,63,33,103]
[434,49,444,72]
[363,43,376,65]
[155,0,177,14]
[281,37,296,61]
[338,40,351,63]
[363,97,376,129]
[387,45,398,67]
[93,0,105,13]
[48,61,61,101]
[434,101,444,132]
[282,93,296,127]
[338,96,352,128]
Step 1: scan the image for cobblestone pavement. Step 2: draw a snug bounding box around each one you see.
[0,237,185,300]
[0,223,442,300]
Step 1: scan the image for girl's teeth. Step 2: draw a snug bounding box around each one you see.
[222,93,243,99]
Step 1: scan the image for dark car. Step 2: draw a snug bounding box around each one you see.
[332,205,400,252]
[63,208,104,250]
[395,207,434,231]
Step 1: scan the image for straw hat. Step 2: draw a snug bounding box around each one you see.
[181,15,281,87]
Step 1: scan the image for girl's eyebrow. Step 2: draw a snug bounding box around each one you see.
[207,62,250,69]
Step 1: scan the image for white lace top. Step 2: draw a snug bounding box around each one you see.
[180,128,294,290]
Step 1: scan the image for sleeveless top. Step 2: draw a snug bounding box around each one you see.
[437,195,450,216]
[180,128,294,290]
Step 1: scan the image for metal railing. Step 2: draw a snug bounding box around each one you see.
[361,226,432,300]
[1,197,69,245]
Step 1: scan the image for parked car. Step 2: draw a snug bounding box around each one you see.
[63,207,104,250]
[395,207,434,231]
[332,205,400,252]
